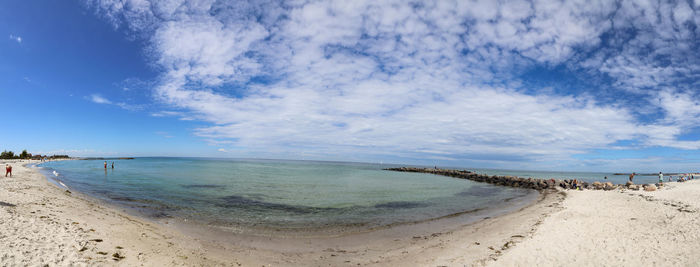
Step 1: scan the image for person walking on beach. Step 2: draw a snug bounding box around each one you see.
[5,164,12,177]
[658,172,664,185]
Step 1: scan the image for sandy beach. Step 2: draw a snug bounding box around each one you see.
[2,160,700,266]
[493,182,700,266]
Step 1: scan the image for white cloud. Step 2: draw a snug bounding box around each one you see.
[85,0,700,169]
[88,94,143,111]
[9,34,22,43]
[89,94,112,104]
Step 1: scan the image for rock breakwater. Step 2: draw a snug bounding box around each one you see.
[384,167,648,191]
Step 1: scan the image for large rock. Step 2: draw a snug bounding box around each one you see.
[546,179,555,188]
[644,184,657,191]
[626,181,634,186]
[604,182,616,191]
[628,184,639,190]
[592,181,603,190]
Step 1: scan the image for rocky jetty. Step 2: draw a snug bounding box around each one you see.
[384,167,654,191]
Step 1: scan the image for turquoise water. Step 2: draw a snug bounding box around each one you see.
[36,158,534,233]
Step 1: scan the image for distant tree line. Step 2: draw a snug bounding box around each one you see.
[0,150,70,159]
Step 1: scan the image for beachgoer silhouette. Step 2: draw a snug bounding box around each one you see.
[104,161,107,169]
[111,162,114,169]
[5,164,11,177]
[629,172,635,182]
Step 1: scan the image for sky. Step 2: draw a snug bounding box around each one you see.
[1,0,698,172]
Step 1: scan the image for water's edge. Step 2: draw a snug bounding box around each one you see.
[33,160,540,237]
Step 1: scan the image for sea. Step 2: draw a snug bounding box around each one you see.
[34,157,663,235]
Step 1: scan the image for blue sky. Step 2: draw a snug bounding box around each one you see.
[1,0,699,172]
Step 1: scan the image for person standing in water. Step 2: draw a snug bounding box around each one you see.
[104,161,107,169]
[629,172,636,182]
[658,172,664,185]
[111,162,114,169]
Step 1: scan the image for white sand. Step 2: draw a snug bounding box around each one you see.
[0,160,229,265]
[3,160,699,266]
[493,181,700,266]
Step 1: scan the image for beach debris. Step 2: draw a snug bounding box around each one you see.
[78,241,89,252]
[97,251,108,255]
[502,241,515,249]
[112,252,125,261]
[90,238,103,242]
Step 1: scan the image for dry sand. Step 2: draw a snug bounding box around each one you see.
[493,181,700,266]
[2,160,699,266]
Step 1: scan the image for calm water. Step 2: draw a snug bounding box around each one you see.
[36,158,534,234]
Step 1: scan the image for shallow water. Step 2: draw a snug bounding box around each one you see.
[37,158,534,234]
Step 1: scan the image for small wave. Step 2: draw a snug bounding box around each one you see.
[181,184,226,189]
[374,201,427,209]
[52,170,59,177]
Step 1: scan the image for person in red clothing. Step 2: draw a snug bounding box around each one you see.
[5,164,12,177]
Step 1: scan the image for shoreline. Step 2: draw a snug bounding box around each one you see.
[34,160,540,238]
[6,160,698,265]
[2,159,562,266]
